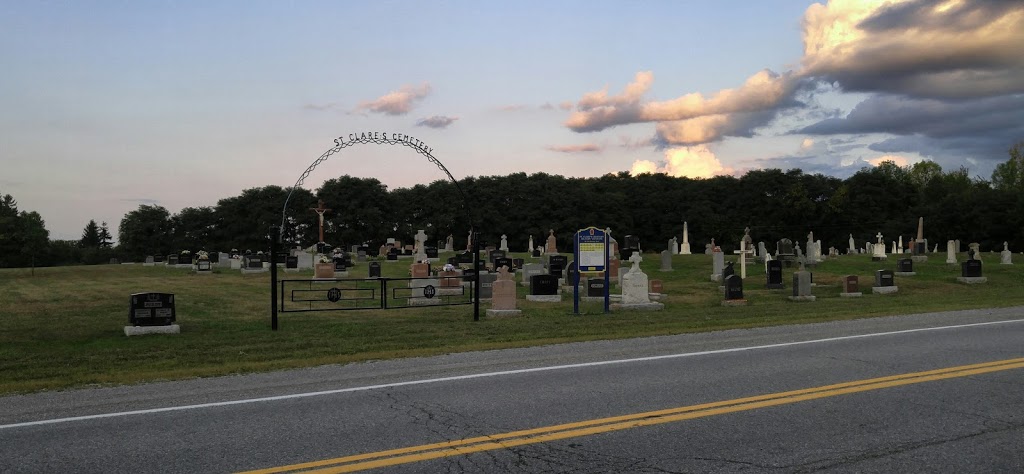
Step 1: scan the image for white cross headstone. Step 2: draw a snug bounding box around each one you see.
[732,240,754,279]
[628,251,643,273]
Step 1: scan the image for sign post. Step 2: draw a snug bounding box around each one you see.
[574,226,609,314]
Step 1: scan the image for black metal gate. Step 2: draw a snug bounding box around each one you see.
[280,276,475,312]
[269,133,481,330]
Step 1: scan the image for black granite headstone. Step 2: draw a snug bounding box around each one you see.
[724,274,743,300]
[549,255,568,272]
[722,262,735,281]
[489,250,506,264]
[494,257,513,271]
[530,274,558,295]
[875,269,894,287]
[549,263,564,279]
[897,258,913,272]
[512,258,525,269]
[587,279,606,297]
[368,261,381,278]
[565,261,578,283]
[129,292,175,326]
[766,260,784,289]
[457,251,474,264]
[425,247,438,259]
[962,259,982,277]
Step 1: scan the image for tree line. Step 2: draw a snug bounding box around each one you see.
[2,143,1023,267]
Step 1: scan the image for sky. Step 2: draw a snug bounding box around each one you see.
[2,0,1022,241]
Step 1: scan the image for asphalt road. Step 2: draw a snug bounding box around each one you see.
[2,307,1023,473]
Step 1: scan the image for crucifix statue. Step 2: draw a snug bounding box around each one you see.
[310,199,332,243]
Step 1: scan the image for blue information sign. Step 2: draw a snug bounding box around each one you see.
[576,227,607,273]
[574,227,610,314]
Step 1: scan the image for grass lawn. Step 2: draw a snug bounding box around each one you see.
[1,252,1022,395]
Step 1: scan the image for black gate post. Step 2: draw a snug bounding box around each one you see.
[473,230,480,321]
[270,226,279,331]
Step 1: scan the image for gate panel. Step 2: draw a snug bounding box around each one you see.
[280,277,474,313]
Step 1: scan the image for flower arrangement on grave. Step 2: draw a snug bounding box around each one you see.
[197,250,210,260]
[443,263,455,272]
[319,255,332,264]
[180,250,191,255]
[257,250,264,255]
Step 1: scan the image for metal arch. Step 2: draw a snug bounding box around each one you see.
[278,137,470,240]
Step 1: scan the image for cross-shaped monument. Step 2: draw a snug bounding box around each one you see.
[733,227,754,279]
[310,199,332,243]
[627,251,643,273]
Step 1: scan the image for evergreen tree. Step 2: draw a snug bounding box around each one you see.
[99,221,113,248]
[80,219,101,248]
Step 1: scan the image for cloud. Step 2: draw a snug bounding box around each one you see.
[303,102,342,112]
[546,144,602,153]
[630,160,659,175]
[865,154,912,167]
[566,70,800,135]
[498,104,528,112]
[800,94,1024,138]
[743,154,869,178]
[416,115,459,129]
[799,0,1024,99]
[618,135,653,150]
[119,198,161,205]
[567,0,1024,177]
[356,83,432,115]
[654,109,781,146]
[629,146,734,179]
[798,93,1024,170]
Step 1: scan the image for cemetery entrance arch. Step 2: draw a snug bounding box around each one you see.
[270,133,480,330]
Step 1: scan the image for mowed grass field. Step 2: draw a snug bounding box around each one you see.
[1,252,1022,394]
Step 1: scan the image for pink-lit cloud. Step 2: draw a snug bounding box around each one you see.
[566,70,798,134]
[630,146,734,179]
[356,83,432,115]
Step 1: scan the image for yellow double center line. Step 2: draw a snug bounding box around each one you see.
[241,357,1024,474]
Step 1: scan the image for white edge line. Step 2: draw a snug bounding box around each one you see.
[3,318,1023,430]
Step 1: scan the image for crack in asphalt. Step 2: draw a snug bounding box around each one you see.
[790,422,1024,472]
